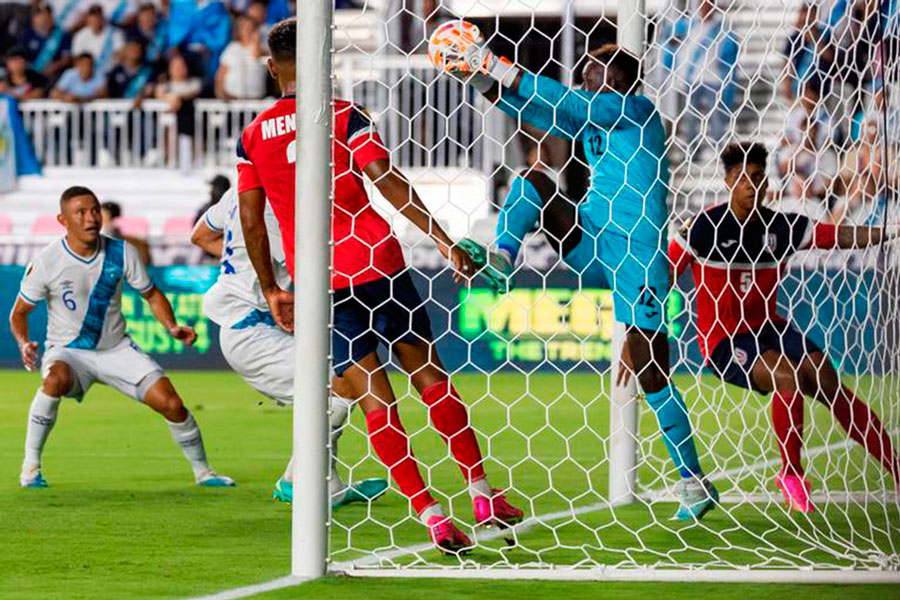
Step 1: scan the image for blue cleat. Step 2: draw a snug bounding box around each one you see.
[457,238,514,294]
[332,478,389,511]
[272,477,389,510]
[272,477,293,503]
[672,476,719,521]
[20,467,48,489]
[196,470,236,488]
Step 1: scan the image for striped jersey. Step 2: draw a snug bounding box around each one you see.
[18,236,154,351]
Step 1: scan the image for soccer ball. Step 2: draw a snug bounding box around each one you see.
[427,20,483,71]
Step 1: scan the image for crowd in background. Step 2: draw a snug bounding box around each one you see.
[0,0,896,227]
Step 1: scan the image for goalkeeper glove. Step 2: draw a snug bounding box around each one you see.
[428,20,520,88]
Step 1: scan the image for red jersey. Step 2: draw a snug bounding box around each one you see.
[669,203,838,359]
[236,96,406,289]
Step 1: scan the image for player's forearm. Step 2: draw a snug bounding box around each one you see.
[144,287,179,331]
[190,222,224,257]
[376,171,454,251]
[239,197,279,293]
[837,225,885,249]
[10,306,31,347]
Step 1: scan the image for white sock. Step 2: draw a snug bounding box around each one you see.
[419,503,445,525]
[468,476,492,499]
[329,395,352,497]
[166,412,209,477]
[282,456,294,483]
[23,390,61,469]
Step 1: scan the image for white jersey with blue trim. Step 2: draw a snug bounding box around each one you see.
[201,188,290,328]
[18,236,154,351]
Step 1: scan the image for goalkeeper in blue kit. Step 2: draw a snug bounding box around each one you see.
[430,22,717,520]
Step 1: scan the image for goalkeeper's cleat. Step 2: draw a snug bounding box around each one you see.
[332,478,389,510]
[776,471,814,513]
[672,476,719,521]
[20,465,48,488]
[426,515,472,555]
[272,477,292,503]
[473,489,525,529]
[196,470,236,488]
[457,239,514,294]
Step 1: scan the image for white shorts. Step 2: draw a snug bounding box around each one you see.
[219,321,293,405]
[41,338,164,402]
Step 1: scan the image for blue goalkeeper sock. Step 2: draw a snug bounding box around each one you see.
[645,385,702,479]
[495,175,543,262]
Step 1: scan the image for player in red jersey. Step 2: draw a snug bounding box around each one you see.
[236,19,523,554]
[669,142,900,512]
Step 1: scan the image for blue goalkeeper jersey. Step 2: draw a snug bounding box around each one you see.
[496,72,670,241]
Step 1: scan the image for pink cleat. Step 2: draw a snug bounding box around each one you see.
[426,515,472,555]
[776,471,814,513]
[473,489,525,529]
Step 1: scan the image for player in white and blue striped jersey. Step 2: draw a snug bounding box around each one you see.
[191,186,388,509]
[9,186,235,489]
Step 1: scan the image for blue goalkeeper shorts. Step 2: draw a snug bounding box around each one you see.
[562,208,669,333]
[331,270,433,376]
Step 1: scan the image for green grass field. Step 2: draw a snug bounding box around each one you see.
[2,369,899,600]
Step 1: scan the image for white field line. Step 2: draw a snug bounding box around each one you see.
[184,433,895,599]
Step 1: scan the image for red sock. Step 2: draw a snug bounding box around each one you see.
[825,387,899,481]
[772,390,805,476]
[421,381,487,483]
[365,405,436,515]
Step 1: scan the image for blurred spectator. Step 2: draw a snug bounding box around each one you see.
[194,174,231,224]
[245,1,269,50]
[51,52,106,102]
[155,52,201,167]
[785,76,839,148]
[101,200,152,264]
[126,2,167,71]
[782,2,831,102]
[215,15,266,99]
[2,48,49,100]
[831,116,890,225]
[72,4,124,74]
[19,3,72,79]
[0,0,33,50]
[107,39,154,99]
[777,118,839,202]
[658,0,741,157]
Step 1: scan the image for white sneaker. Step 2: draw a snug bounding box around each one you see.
[196,470,236,488]
[672,475,718,521]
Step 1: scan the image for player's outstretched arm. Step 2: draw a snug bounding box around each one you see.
[141,287,197,346]
[190,217,224,257]
[9,298,38,371]
[363,158,474,282]
[808,222,894,250]
[239,187,293,331]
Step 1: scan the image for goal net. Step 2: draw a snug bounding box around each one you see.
[294,0,900,580]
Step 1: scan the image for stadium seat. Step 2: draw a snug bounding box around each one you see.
[163,216,197,237]
[0,215,12,235]
[32,215,66,236]
[115,216,150,239]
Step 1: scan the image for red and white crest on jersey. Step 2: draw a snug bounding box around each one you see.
[236,96,406,289]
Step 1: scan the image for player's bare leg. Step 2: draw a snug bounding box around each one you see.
[799,352,900,486]
[394,340,524,529]
[20,362,73,488]
[751,350,812,512]
[625,328,717,520]
[343,350,471,554]
[142,377,235,487]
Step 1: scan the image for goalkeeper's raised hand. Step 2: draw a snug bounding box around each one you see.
[428,20,520,88]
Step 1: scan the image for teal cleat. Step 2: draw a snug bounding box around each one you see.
[20,469,48,489]
[272,477,292,503]
[332,478,389,511]
[272,477,389,510]
[196,470,236,488]
[457,238,514,294]
[672,476,719,521]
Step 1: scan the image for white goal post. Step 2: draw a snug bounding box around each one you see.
[289,0,900,583]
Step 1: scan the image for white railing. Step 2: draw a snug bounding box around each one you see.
[19,54,497,173]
